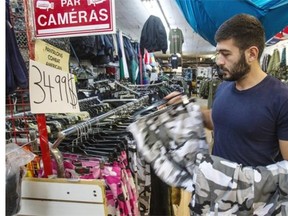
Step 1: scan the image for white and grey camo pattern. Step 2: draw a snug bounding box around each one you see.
[128,102,288,216]
[128,102,209,192]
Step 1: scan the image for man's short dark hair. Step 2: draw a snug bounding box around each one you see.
[215,14,265,60]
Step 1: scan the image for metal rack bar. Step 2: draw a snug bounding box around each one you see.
[5,96,102,119]
[78,96,101,103]
[114,80,140,96]
[6,111,32,119]
[93,79,110,84]
[128,81,167,87]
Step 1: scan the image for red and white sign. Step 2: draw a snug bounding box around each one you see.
[31,0,115,38]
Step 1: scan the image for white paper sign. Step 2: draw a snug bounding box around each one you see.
[29,60,80,113]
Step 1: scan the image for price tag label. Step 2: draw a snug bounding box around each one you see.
[29,60,80,113]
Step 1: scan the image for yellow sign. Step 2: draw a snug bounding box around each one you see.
[35,39,69,72]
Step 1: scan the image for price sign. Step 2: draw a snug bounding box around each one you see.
[29,60,80,113]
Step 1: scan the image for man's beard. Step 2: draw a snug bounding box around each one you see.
[220,54,250,81]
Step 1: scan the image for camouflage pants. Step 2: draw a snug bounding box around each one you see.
[128,102,288,215]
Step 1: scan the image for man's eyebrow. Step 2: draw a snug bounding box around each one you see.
[216,49,230,52]
[215,49,232,55]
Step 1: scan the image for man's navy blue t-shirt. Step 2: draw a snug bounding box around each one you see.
[212,75,288,166]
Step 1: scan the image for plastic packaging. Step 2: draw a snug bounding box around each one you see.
[6,143,36,216]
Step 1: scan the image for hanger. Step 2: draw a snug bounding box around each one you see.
[59,123,122,160]
[132,92,183,119]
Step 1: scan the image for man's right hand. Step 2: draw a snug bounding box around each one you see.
[164,91,183,105]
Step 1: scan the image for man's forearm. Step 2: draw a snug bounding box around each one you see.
[201,109,214,130]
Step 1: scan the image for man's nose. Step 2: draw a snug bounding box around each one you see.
[216,55,224,66]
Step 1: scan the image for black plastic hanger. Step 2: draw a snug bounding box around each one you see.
[132,93,183,119]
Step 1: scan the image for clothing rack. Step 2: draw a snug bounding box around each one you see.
[5,96,101,119]
[92,79,140,96]
[50,95,149,177]
[52,95,149,149]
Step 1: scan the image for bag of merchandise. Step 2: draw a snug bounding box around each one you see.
[6,143,36,216]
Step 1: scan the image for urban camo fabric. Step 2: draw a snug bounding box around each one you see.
[128,101,288,215]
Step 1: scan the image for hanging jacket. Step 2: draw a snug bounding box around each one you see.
[6,0,28,95]
[261,53,271,72]
[267,48,280,77]
[128,101,288,216]
[280,47,286,68]
[140,15,168,56]
[70,36,95,59]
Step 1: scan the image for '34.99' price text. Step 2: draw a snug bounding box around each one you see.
[29,60,80,113]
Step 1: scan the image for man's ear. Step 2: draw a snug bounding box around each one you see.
[247,46,259,62]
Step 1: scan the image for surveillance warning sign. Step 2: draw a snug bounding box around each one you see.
[31,0,115,38]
